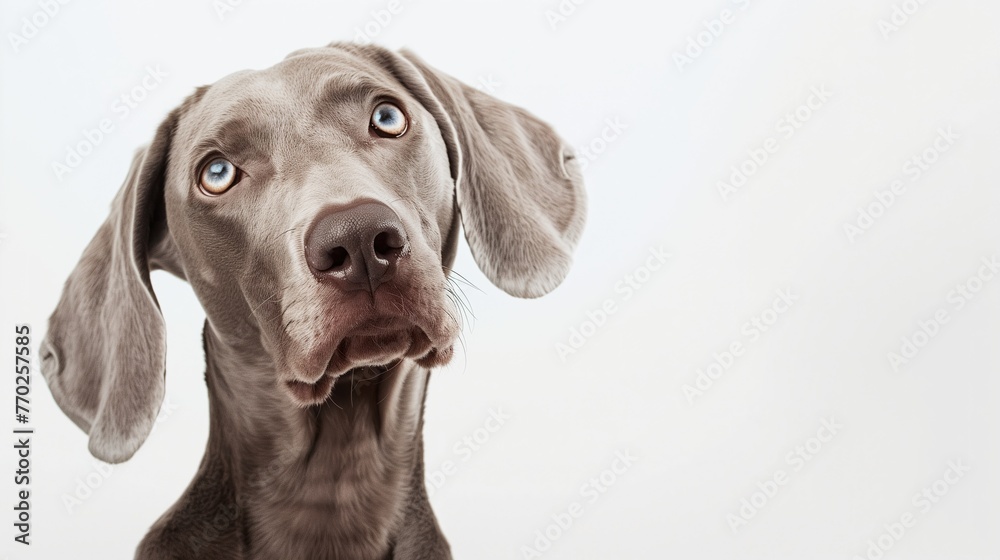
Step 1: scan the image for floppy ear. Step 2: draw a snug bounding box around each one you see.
[40,108,181,464]
[337,44,587,298]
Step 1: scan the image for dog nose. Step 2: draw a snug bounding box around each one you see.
[304,202,408,291]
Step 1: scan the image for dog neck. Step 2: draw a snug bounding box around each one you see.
[198,324,428,559]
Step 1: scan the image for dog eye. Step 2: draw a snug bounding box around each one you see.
[370,102,407,138]
[199,157,241,195]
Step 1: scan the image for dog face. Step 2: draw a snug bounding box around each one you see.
[167,49,461,406]
[40,43,586,463]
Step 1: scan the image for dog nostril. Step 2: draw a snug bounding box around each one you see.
[373,230,405,259]
[310,245,350,272]
[327,247,349,270]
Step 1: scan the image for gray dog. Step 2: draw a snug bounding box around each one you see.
[39,43,586,559]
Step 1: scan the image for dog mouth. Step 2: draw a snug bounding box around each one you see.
[282,317,454,407]
[285,375,338,406]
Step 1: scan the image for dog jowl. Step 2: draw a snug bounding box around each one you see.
[39,43,586,559]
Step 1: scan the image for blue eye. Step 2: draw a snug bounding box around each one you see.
[199,157,240,194]
[370,102,407,137]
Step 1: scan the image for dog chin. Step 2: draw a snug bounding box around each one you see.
[283,327,455,407]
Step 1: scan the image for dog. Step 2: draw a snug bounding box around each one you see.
[39,42,586,559]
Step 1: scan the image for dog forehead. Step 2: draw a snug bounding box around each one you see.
[173,51,408,155]
[219,48,404,108]
[280,45,393,81]
[273,49,414,110]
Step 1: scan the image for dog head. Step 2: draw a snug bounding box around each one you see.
[39,43,586,463]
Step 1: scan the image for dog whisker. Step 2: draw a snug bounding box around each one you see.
[446,277,477,322]
[273,226,300,243]
[445,281,476,329]
[247,290,282,320]
[447,271,484,293]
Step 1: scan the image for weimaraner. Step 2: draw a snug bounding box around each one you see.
[39,43,585,559]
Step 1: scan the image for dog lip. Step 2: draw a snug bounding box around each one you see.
[295,298,460,381]
[347,315,411,335]
[284,374,337,407]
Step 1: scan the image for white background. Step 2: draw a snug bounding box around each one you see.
[2,0,999,559]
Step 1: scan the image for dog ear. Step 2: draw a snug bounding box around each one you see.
[40,106,184,464]
[337,44,587,298]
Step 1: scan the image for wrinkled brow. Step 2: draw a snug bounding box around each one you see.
[307,74,408,131]
[314,73,401,105]
[187,112,278,166]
